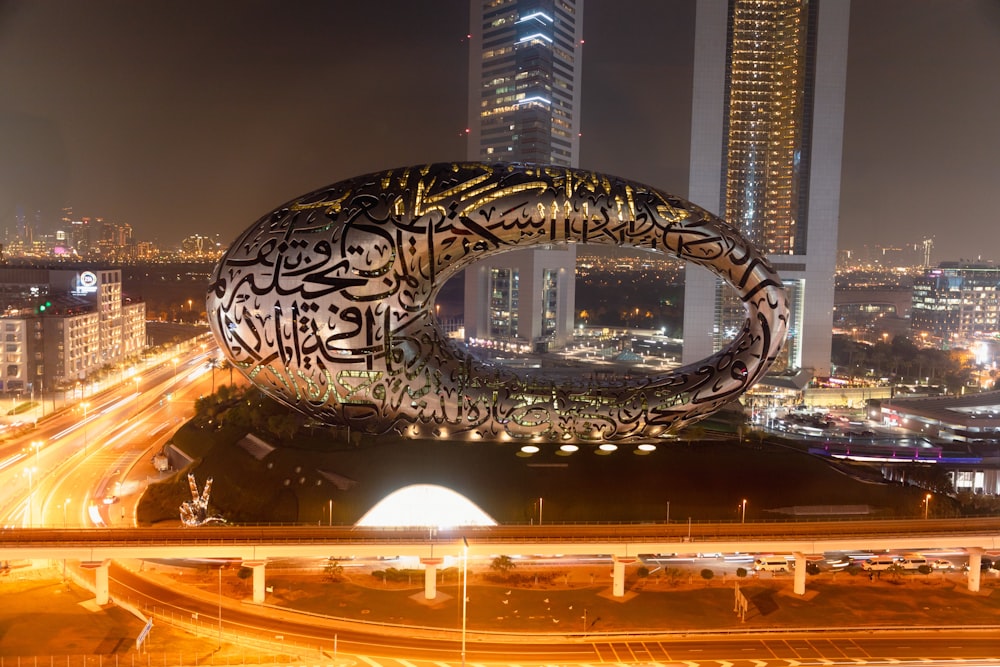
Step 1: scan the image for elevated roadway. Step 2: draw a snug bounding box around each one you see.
[3,517,998,565]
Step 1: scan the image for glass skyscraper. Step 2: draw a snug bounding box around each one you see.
[683,0,850,375]
[462,0,583,351]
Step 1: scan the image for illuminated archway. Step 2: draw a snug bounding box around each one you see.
[355,484,497,529]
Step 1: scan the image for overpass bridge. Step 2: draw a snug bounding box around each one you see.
[835,287,913,318]
[3,518,999,604]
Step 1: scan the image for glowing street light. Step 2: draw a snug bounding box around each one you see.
[133,376,141,417]
[81,402,90,455]
[924,493,932,520]
[461,536,469,667]
[740,498,747,524]
[24,466,36,527]
[29,440,42,466]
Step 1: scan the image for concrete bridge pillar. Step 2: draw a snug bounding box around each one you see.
[612,556,636,598]
[82,560,110,605]
[793,552,807,595]
[243,560,267,604]
[967,548,983,593]
[420,557,444,599]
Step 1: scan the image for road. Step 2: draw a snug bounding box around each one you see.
[1,337,998,663]
[108,562,1000,664]
[111,567,1000,665]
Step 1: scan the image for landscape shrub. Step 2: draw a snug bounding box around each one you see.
[700,568,714,580]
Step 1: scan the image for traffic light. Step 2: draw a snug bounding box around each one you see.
[36,300,52,314]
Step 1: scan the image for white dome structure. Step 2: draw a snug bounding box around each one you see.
[355,484,498,529]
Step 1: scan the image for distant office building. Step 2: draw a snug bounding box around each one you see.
[683,0,850,375]
[911,263,1000,342]
[0,267,146,393]
[462,0,583,351]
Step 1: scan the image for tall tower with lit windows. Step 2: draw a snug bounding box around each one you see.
[462,0,583,351]
[682,0,849,375]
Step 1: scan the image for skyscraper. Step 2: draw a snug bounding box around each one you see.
[683,0,849,375]
[462,0,583,351]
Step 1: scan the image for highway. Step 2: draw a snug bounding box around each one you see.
[2,517,999,563]
[106,562,1000,665]
[1,339,999,664]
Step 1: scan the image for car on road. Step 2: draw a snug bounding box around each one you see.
[862,556,900,571]
[754,557,792,572]
[931,559,953,570]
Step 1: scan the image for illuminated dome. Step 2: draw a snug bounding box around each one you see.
[355,484,497,528]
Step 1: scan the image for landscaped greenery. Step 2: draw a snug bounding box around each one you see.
[137,385,948,526]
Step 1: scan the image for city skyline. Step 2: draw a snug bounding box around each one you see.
[1,1,998,261]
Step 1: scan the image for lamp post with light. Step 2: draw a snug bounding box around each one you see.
[24,467,36,527]
[81,402,90,455]
[924,493,932,520]
[741,498,747,524]
[133,376,140,417]
[461,536,468,667]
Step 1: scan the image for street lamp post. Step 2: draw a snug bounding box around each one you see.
[81,402,90,455]
[741,498,747,524]
[24,467,36,527]
[133,377,140,417]
[217,565,224,648]
[924,493,932,520]
[461,537,469,667]
[328,499,333,527]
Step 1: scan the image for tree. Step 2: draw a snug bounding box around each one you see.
[324,559,344,582]
[699,568,714,580]
[236,566,253,589]
[490,555,516,577]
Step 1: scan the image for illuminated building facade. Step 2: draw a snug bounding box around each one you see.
[911,263,1000,342]
[463,0,583,351]
[683,0,849,375]
[0,267,146,392]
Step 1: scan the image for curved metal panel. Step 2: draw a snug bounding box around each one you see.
[207,162,788,443]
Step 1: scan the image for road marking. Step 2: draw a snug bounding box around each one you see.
[397,660,419,667]
[356,657,383,667]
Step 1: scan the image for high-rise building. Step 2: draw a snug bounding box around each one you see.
[912,263,1000,343]
[0,267,146,392]
[462,0,583,351]
[683,0,850,375]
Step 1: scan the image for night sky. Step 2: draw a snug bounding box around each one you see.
[1,1,998,262]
